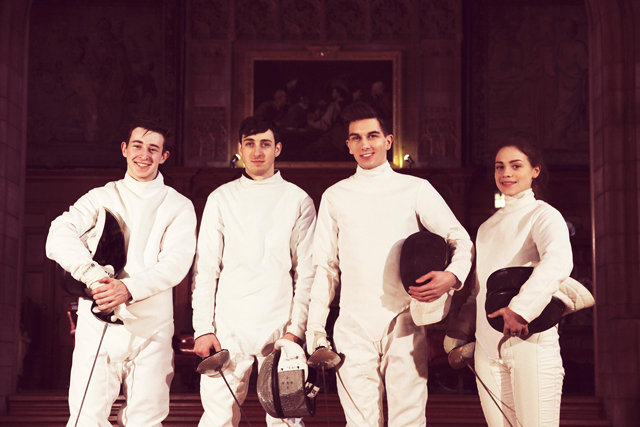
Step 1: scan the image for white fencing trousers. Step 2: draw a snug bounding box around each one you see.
[198,351,304,427]
[474,327,564,427]
[333,310,429,427]
[67,315,174,427]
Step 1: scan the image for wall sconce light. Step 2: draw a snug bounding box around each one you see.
[230,153,240,168]
[403,154,414,168]
[494,192,505,208]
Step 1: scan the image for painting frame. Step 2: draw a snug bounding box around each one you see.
[242,49,403,167]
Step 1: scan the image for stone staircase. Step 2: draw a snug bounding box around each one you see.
[0,393,611,426]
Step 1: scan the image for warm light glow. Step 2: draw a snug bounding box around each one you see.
[494,192,506,208]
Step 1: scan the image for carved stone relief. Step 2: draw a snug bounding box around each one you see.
[189,43,231,108]
[325,0,368,40]
[418,0,457,40]
[27,0,178,167]
[185,107,229,165]
[235,0,279,40]
[281,0,322,40]
[190,0,231,39]
[371,0,414,40]
[419,106,458,166]
[469,0,588,165]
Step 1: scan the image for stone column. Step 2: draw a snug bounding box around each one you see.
[0,0,30,414]
[586,0,640,425]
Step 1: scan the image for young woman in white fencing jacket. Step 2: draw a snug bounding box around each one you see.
[473,141,573,427]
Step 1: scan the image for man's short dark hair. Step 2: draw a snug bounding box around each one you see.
[341,102,390,135]
[126,118,172,152]
[238,116,280,143]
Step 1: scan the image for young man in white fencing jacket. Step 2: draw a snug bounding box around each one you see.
[46,120,197,426]
[191,116,316,426]
[305,103,473,426]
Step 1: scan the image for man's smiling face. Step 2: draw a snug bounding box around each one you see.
[121,127,169,182]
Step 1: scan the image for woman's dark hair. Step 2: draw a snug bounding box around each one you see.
[494,137,548,199]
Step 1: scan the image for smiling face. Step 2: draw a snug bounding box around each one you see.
[346,118,393,169]
[121,127,169,182]
[238,129,281,180]
[494,145,540,196]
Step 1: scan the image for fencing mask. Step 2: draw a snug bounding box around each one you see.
[257,339,318,419]
[485,266,565,334]
[61,207,126,324]
[400,229,451,325]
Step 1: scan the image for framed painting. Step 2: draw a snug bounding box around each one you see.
[243,49,402,166]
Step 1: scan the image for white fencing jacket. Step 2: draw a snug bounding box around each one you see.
[45,172,197,338]
[307,162,473,341]
[475,188,573,358]
[191,171,316,350]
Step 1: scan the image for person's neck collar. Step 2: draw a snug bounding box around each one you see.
[355,161,392,177]
[502,188,536,211]
[241,169,281,184]
[123,171,164,195]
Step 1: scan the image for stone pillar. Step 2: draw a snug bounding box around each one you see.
[0,0,30,414]
[586,0,640,425]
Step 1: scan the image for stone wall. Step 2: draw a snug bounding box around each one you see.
[0,0,30,414]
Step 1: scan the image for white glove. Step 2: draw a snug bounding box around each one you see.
[305,328,332,353]
[79,262,115,291]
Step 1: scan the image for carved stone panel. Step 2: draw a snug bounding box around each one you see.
[468,0,589,166]
[189,43,231,108]
[27,0,179,168]
[235,0,279,40]
[419,106,458,167]
[418,0,458,40]
[190,0,231,39]
[325,0,368,40]
[185,107,229,166]
[371,0,415,40]
[281,0,322,40]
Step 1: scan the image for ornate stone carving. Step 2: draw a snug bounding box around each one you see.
[469,0,588,166]
[281,0,322,40]
[325,0,368,40]
[371,0,414,40]
[419,107,458,164]
[235,0,279,40]
[418,0,457,40]
[185,107,228,165]
[27,0,178,167]
[190,0,231,39]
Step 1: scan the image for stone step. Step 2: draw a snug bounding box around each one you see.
[0,393,611,426]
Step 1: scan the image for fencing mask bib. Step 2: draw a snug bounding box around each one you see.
[257,339,318,419]
[485,266,565,334]
[400,229,451,325]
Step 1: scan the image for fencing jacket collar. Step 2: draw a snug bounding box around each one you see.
[240,170,283,185]
[502,188,536,213]
[123,171,165,198]
[354,161,393,179]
